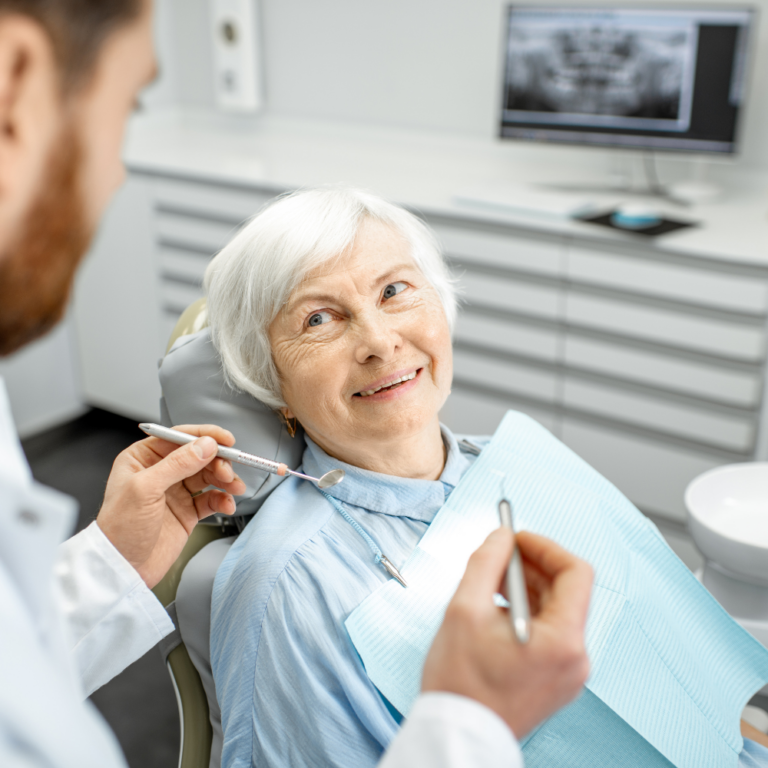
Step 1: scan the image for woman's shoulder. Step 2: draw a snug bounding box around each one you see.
[214,477,334,595]
[210,478,338,668]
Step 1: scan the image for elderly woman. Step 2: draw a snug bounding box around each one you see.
[205,188,768,768]
[205,187,490,766]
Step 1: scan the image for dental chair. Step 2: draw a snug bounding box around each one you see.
[152,299,303,768]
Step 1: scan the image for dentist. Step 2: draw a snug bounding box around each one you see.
[0,1,593,766]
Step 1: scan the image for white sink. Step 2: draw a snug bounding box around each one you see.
[685,463,768,587]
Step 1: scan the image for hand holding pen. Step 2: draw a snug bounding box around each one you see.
[421,527,594,740]
[96,424,247,589]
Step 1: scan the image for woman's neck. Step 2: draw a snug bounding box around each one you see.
[308,418,447,481]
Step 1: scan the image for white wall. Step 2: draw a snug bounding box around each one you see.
[0,316,86,439]
[161,0,768,174]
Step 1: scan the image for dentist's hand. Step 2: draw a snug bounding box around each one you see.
[96,424,246,588]
[421,528,593,740]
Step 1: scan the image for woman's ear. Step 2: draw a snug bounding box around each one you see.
[0,16,63,253]
[280,408,298,439]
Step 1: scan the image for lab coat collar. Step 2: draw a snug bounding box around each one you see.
[302,425,470,522]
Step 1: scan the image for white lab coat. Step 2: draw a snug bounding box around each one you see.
[0,378,522,768]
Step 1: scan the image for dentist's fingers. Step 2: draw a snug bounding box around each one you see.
[182,464,246,496]
[191,488,236,519]
[98,423,243,589]
[516,531,593,634]
[139,425,245,497]
[210,456,235,483]
[136,436,220,501]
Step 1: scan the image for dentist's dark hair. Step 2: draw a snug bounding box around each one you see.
[0,0,142,91]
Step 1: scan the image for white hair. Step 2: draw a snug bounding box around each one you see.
[204,186,458,410]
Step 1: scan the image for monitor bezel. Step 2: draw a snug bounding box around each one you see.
[497,3,757,156]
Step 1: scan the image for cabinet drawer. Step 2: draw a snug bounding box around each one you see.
[160,281,204,314]
[453,349,558,403]
[560,418,720,522]
[441,386,557,436]
[568,247,768,315]
[153,178,273,222]
[455,312,559,362]
[566,293,765,361]
[565,335,762,408]
[157,246,209,286]
[563,377,755,452]
[461,271,560,320]
[432,224,562,276]
[155,211,240,254]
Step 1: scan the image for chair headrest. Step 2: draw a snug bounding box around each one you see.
[159,328,305,517]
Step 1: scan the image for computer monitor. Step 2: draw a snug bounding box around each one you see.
[500,6,755,153]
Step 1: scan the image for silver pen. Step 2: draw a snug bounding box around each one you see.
[139,423,345,489]
[498,498,531,644]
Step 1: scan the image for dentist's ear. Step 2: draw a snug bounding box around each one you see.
[0,15,62,257]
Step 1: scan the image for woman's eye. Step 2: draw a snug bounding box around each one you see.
[382,282,407,300]
[307,311,333,327]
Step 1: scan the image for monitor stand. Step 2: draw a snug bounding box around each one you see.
[667,163,721,205]
[538,154,720,208]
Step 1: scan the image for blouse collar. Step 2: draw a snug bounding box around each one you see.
[302,425,471,524]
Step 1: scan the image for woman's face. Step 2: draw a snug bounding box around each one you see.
[269,219,453,466]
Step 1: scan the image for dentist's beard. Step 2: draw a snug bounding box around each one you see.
[0,125,90,357]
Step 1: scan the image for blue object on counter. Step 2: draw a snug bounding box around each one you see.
[611,204,663,230]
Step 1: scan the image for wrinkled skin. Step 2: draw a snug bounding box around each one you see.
[269,218,453,480]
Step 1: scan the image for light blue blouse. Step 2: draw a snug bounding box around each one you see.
[210,426,485,768]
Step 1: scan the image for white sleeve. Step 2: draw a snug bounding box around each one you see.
[54,521,175,697]
[378,693,524,768]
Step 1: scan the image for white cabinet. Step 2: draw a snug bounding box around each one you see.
[73,175,271,421]
[461,271,560,320]
[73,168,768,523]
[453,349,559,404]
[558,238,768,518]
[564,336,761,408]
[568,247,768,315]
[73,176,164,421]
[562,377,754,453]
[454,312,558,362]
[433,223,563,276]
[153,181,272,337]
[559,420,720,523]
[565,292,765,361]
[441,386,558,437]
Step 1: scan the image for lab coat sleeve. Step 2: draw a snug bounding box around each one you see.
[54,521,175,698]
[378,693,523,768]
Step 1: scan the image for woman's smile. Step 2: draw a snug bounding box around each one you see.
[354,367,423,399]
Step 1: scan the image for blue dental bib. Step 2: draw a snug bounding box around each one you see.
[345,412,768,768]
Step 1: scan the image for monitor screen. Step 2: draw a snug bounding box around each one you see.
[500,6,754,153]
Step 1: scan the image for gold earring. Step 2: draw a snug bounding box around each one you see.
[284,416,297,438]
